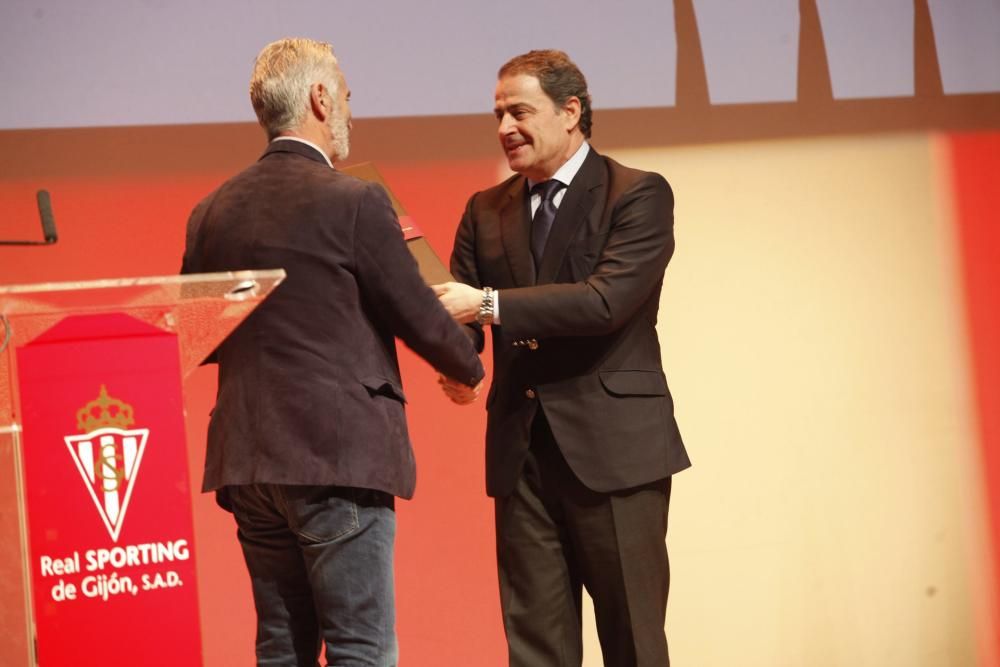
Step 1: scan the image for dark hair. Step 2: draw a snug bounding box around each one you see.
[498,50,592,138]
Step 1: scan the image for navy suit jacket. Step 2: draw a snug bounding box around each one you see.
[451,147,690,496]
[183,140,483,499]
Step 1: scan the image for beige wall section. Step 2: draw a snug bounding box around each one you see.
[565,135,987,666]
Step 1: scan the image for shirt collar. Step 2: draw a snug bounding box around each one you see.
[271,136,334,168]
[528,141,590,190]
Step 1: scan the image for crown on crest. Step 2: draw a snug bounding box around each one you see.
[76,385,135,433]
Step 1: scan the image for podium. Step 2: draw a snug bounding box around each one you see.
[0,270,285,666]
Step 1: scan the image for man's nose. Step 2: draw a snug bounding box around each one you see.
[498,114,515,135]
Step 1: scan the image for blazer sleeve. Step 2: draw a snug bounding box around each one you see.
[180,198,208,275]
[354,183,484,386]
[180,197,221,365]
[498,172,674,339]
[449,193,486,352]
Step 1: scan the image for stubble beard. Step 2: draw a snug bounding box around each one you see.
[329,112,351,162]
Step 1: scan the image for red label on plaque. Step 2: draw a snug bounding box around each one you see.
[16,314,202,666]
[398,215,424,241]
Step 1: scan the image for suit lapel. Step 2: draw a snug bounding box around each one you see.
[499,178,537,286]
[536,149,605,284]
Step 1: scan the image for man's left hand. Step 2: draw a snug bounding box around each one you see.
[432,282,482,324]
[438,374,484,405]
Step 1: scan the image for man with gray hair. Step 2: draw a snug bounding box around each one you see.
[182,38,484,666]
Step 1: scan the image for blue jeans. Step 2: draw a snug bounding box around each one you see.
[228,484,398,666]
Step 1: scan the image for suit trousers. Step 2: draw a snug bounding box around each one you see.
[228,484,398,667]
[495,411,672,667]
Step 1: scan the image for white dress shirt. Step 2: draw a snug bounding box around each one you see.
[495,142,591,323]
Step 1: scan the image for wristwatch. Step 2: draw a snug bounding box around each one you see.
[476,287,495,326]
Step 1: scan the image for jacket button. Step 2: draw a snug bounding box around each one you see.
[527,339,539,350]
[525,388,536,399]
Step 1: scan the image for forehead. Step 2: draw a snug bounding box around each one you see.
[494,74,552,107]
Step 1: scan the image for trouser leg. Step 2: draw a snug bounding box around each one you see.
[230,484,322,667]
[291,486,398,667]
[229,484,398,667]
[562,475,671,667]
[496,415,583,667]
[497,411,673,667]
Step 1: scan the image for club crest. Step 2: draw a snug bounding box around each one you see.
[64,385,149,542]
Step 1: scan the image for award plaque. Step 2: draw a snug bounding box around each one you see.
[341,162,454,285]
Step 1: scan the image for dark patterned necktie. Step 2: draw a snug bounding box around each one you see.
[530,179,566,268]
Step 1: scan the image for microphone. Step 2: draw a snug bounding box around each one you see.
[37,190,58,243]
[0,189,59,245]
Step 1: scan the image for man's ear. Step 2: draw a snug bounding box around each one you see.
[562,96,582,132]
[309,82,328,121]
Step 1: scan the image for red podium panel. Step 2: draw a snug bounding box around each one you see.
[0,270,285,666]
[17,314,200,665]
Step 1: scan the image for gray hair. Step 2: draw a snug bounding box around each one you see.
[250,38,340,139]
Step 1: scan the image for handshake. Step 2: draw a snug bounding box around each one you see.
[432,281,490,405]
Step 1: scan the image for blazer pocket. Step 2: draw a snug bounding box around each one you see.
[598,369,667,397]
[360,376,408,403]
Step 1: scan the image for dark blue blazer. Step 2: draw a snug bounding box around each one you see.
[183,140,483,499]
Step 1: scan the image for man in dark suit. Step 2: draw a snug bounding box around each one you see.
[182,38,483,667]
[434,50,690,666]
